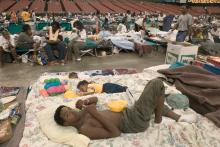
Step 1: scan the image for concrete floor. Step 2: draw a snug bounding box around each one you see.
[0,52,165,87]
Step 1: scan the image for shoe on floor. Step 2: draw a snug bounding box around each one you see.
[76,58,81,61]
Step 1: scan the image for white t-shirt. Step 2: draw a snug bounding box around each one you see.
[117,24,127,33]
[79,29,87,40]
[0,35,15,52]
[177,13,193,31]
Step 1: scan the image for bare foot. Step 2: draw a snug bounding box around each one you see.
[59,60,65,66]
[48,61,59,66]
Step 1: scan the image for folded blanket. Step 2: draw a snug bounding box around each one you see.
[36,101,90,147]
[158,65,220,127]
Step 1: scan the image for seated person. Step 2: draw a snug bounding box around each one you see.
[21,9,30,22]
[45,21,67,65]
[0,30,20,67]
[134,20,145,37]
[102,17,109,31]
[54,78,196,139]
[10,11,18,23]
[16,24,36,50]
[16,24,39,61]
[77,80,127,95]
[190,27,205,44]
[117,18,127,34]
[210,25,220,43]
[68,20,87,62]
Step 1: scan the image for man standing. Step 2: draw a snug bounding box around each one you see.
[173,6,193,42]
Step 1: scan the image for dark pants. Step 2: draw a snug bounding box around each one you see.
[102,83,127,93]
[213,36,220,43]
[68,40,86,59]
[176,31,187,42]
[120,78,170,133]
[45,42,67,62]
[0,47,18,67]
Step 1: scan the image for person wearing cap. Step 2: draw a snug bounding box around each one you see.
[0,30,20,67]
[45,21,67,65]
[172,6,193,42]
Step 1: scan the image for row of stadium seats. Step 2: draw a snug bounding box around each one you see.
[0,0,219,14]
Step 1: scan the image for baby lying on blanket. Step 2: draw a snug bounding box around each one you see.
[77,80,127,96]
[54,78,197,140]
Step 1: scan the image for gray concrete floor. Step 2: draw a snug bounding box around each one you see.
[0,52,165,87]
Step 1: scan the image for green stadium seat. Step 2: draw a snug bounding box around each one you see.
[60,22,72,31]
[8,23,23,34]
[35,22,49,31]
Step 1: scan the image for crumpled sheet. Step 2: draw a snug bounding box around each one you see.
[106,36,135,51]
[19,66,220,147]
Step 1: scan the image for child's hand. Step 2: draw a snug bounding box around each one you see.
[76,99,84,110]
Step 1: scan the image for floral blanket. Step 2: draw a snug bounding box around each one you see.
[19,66,220,147]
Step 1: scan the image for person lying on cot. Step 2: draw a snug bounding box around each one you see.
[54,78,197,140]
[76,80,128,96]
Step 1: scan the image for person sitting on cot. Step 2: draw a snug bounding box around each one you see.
[76,80,128,96]
[54,78,197,140]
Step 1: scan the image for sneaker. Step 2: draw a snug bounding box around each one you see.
[76,58,81,62]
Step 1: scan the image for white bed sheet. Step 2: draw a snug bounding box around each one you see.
[19,66,220,147]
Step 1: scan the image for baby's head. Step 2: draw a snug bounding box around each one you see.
[77,80,89,92]
[69,72,78,79]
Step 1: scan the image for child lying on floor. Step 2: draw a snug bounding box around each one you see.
[54,78,197,140]
[77,80,127,96]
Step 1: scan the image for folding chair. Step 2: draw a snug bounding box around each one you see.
[16,48,36,63]
[80,38,97,57]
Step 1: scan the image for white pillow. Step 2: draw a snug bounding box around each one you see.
[36,102,90,147]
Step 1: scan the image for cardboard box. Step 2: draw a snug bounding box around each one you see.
[165,43,198,64]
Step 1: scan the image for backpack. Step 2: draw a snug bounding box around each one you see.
[37,51,47,65]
